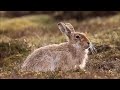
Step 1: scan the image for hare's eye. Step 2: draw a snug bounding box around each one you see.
[76,36,80,39]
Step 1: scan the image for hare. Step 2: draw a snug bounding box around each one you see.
[21,22,95,72]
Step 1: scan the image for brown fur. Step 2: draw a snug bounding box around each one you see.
[21,22,91,72]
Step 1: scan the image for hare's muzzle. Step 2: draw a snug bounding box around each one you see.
[83,41,90,49]
[87,42,90,46]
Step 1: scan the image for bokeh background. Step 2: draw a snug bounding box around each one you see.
[0,11,120,79]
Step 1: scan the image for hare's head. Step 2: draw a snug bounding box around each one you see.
[57,22,91,50]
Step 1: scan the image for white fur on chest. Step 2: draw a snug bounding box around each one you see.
[72,43,81,49]
[79,49,88,70]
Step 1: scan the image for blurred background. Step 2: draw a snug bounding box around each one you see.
[0,11,120,20]
[0,11,120,79]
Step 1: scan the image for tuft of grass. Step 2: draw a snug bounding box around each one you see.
[89,28,120,46]
[0,40,30,59]
[0,15,55,31]
[0,40,31,71]
[0,15,58,39]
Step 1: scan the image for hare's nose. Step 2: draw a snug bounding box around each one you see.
[87,42,90,45]
[57,22,63,25]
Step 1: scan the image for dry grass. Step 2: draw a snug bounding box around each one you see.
[0,14,120,79]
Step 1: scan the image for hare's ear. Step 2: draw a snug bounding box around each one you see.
[64,23,75,32]
[57,22,73,37]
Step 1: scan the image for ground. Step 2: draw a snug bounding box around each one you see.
[0,14,120,79]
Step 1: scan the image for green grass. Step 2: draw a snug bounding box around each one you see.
[0,14,120,79]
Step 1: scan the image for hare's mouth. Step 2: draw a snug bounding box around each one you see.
[84,42,90,49]
[84,45,90,49]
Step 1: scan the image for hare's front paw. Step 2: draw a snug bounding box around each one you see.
[74,65,86,72]
[74,65,79,71]
[79,64,86,71]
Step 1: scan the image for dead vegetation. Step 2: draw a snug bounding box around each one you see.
[0,13,120,79]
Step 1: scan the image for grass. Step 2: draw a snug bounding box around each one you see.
[0,14,120,79]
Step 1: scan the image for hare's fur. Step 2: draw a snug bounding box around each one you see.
[21,22,91,72]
